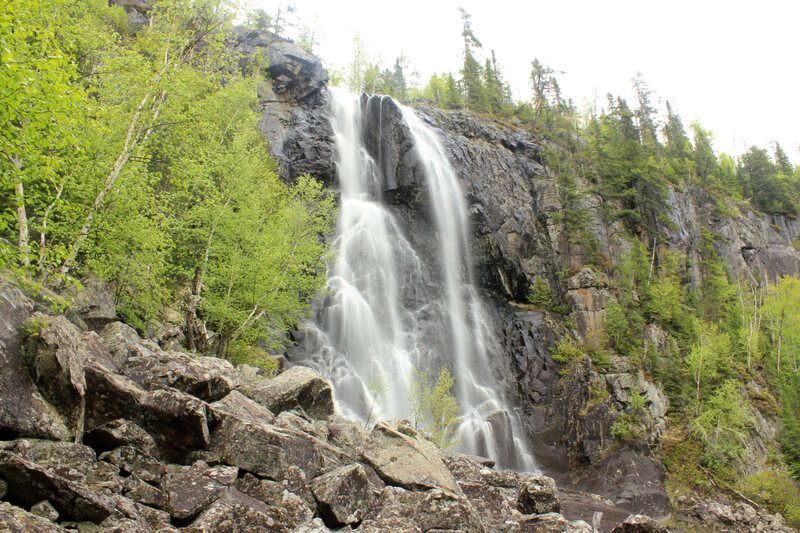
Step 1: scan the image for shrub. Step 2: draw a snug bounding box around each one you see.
[738,470,800,528]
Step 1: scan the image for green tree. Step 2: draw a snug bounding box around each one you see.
[411,367,461,449]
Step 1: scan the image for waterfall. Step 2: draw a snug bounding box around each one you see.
[299,88,535,471]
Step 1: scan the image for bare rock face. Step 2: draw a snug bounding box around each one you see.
[240,365,334,419]
[99,321,141,367]
[82,418,158,457]
[310,463,380,527]
[360,421,463,497]
[182,489,286,533]
[611,514,669,532]
[365,486,485,533]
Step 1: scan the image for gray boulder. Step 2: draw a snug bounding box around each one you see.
[82,418,158,456]
[123,349,239,402]
[367,486,484,533]
[181,488,288,532]
[30,500,59,522]
[64,278,117,332]
[240,365,333,419]
[99,321,141,367]
[208,390,275,426]
[0,501,69,532]
[235,473,314,529]
[611,514,669,532]
[0,280,69,440]
[517,474,560,515]
[310,463,380,527]
[360,420,462,497]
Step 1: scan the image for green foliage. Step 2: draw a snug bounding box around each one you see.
[691,380,752,475]
[611,418,634,440]
[411,367,461,449]
[0,0,336,355]
[527,276,569,314]
[738,470,800,528]
[226,344,280,378]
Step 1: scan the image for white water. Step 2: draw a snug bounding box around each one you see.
[301,88,535,470]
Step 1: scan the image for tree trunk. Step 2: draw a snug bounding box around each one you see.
[185,266,204,352]
[12,156,30,269]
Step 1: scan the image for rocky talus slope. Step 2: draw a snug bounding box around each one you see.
[0,276,690,532]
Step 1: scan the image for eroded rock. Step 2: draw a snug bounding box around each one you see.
[517,474,560,515]
[310,463,379,527]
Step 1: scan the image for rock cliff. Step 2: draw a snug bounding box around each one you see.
[252,36,800,523]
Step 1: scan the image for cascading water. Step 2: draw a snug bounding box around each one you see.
[299,88,535,471]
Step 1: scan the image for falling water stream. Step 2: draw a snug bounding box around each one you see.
[299,88,535,471]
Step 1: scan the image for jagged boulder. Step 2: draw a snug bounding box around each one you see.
[182,489,287,532]
[517,474,560,515]
[82,418,158,456]
[84,365,209,462]
[208,390,275,425]
[0,450,117,522]
[0,501,69,532]
[360,420,462,497]
[310,463,380,527]
[99,321,141,367]
[100,446,163,484]
[235,473,314,529]
[0,280,69,441]
[240,366,333,419]
[611,514,669,532]
[502,511,593,532]
[365,486,484,533]
[63,278,117,332]
[123,348,239,402]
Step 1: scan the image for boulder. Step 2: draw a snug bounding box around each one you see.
[264,37,328,101]
[367,486,484,533]
[161,462,227,521]
[123,349,239,402]
[202,412,326,481]
[360,420,462,497]
[240,366,333,419]
[503,511,593,532]
[0,501,69,532]
[517,474,560,515]
[30,500,59,522]
[207,390,275,426]
[82,418,158,456]
[84,364,209,462]
[611,514,669,533]
[0,450,116,522]
[235,473,314,529]
[99,322,141,367]
[21,314,91,435]
[122,475,166,509]
[310,463,380,527]
[100,446,163,484]
[181,488,288,532]
[0,280,69,440]
[64,278,117,331]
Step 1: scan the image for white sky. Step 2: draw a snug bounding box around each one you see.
[250,0,799,162]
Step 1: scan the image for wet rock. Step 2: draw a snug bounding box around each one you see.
[361,420,462,497]
[0,280,69,440]
[30,500,59,522]
[240,366,333,419]
[611,514,669,532]
[123,349,239,402]
[264,37,328,101]
[0,450,116,522]
[0,501,69,532]
[82,418,158,457]
[235,472,314,529]
[517,474,560,515]
[99,322,141,367]
[310,463,379,527]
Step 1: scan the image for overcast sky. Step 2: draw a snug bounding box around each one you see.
[251,0,799,162]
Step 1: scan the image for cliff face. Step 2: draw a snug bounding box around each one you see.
[255,36,800,517]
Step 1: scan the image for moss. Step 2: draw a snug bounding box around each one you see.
[22,316,48,337]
